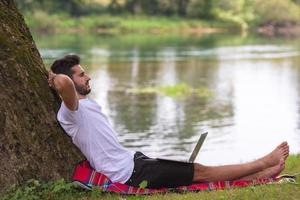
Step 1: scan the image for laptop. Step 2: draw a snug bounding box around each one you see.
[157,132,208,163]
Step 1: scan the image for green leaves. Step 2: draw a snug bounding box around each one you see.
[138,180,148,189]
[1,179,83,200]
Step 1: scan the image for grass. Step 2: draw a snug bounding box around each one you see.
[24,12,231,34]
[1,155,299,200]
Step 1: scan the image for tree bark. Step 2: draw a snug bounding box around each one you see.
[0,0,82,193]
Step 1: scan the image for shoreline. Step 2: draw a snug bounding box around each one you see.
[29,24,300,38]
[30,25,300,37]
[257,25,300,37]
[38,27,227,35]
[23,13,300,37]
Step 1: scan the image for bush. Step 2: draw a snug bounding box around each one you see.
[254,0,300,26]
[186,0,214,19]
[80,15,121,31]
[25,10,61,33]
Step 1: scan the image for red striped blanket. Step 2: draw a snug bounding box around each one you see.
[72,160,279,195]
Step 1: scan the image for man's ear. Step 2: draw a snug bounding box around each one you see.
[68,72,74,81]
[69,66,76,79]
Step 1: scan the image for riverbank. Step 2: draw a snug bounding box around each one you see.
[24,13,228,34]
[1,154,299,200]
[257,24,300,37]
[24,13,300,37]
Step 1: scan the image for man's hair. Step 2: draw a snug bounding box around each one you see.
[51,54,80,78]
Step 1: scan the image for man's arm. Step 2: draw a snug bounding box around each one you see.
[48,71,78,111]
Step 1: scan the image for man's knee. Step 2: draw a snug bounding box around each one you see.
[193,163,211,182]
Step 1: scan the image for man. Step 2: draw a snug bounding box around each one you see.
[48,54,289,189]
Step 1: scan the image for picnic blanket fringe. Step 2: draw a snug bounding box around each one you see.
[72,160,288,195]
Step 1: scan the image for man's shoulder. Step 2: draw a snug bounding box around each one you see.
[57,101,82,124]
[81,98,101,108]
[57,101,79,116]
[58,98,100,114]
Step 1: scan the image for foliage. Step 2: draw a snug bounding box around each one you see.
[253,0,300,26]
[15,0,106,16]
[24,12,225,34]
[211,0,256,30]
[0,179,82,200]
[186,0,214,19]
[15,0,300,32]
[24,10,62,33]
[139,180,148,189]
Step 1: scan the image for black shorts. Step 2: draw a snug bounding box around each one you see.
[124,152,194,189]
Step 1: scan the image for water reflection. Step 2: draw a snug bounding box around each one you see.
[38,33,300,165]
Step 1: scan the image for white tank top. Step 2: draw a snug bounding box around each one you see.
[57,98,134,183]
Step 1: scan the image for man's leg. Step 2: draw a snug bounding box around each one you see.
[238,158,285,180]
[193,142,289,182]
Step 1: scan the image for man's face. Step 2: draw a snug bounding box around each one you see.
[71,65,91,96]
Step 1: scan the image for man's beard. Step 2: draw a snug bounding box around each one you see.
[74,83,91,95]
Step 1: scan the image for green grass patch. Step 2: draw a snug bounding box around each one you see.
[23,12,228,34]
[1,155,299,200]
[127,83,213,98]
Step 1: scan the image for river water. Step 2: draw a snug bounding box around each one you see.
[35,33,300,165]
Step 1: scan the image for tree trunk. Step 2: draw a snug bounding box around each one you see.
[0,0,82,193]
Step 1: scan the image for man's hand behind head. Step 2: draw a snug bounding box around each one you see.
[48,71,57,89]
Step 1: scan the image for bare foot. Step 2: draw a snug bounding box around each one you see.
[259,142,289,169]
[263,158,285,178]
[241,159,285,180]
